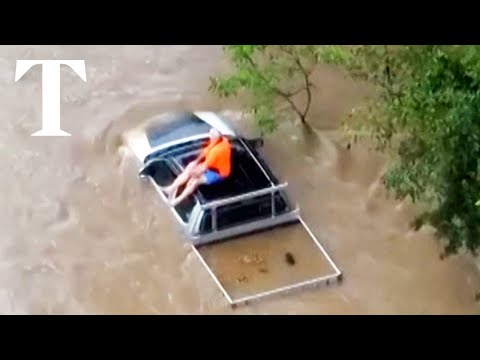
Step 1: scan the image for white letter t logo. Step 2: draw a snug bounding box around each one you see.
[15,60,87,137]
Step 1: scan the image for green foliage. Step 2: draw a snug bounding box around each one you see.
[209,45,318,134]
[317,45,480,255]
[210,45,480,255]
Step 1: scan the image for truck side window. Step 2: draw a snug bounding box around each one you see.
[216,194,272,231]
[274,191,290,215]
[174,195,196,223]
[199,210,212,234]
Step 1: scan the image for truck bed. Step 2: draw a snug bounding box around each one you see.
[193,219,341,305]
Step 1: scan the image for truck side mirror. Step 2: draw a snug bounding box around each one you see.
[138,158,163,178]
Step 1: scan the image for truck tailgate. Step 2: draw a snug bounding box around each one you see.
[193,218,342,305]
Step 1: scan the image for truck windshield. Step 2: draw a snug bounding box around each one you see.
[146,113,211,148]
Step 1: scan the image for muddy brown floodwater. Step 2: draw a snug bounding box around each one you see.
[1,45,479,314]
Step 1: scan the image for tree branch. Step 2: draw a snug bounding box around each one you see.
[276,46,315,123]
[284,87,306,97]
[292,51,313,123]
[243,51,306,122]
[383,45,403,102]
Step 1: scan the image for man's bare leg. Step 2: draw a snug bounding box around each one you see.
[161,161,197,196]
[170,176,206,207]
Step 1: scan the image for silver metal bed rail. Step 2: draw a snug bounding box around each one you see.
[201,182,289,210]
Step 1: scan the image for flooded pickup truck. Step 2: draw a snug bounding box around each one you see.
[127,111,342,306]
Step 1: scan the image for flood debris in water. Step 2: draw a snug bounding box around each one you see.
[285,252,296,266]
[236,274,248,284]
[239,254,264,265]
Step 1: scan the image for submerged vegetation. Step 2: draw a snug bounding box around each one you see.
[209,45,480,257]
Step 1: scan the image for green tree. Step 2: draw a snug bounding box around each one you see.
[209,45,318,134]
[317,45,480,256]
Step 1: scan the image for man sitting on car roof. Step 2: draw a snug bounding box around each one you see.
[162,127,232,207]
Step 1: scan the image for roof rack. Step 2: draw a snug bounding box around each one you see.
[200,182,289,210]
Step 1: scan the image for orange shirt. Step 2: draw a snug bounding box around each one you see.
[200,137,232,177]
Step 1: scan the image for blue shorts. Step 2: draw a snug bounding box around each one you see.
[204,169,225,185]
